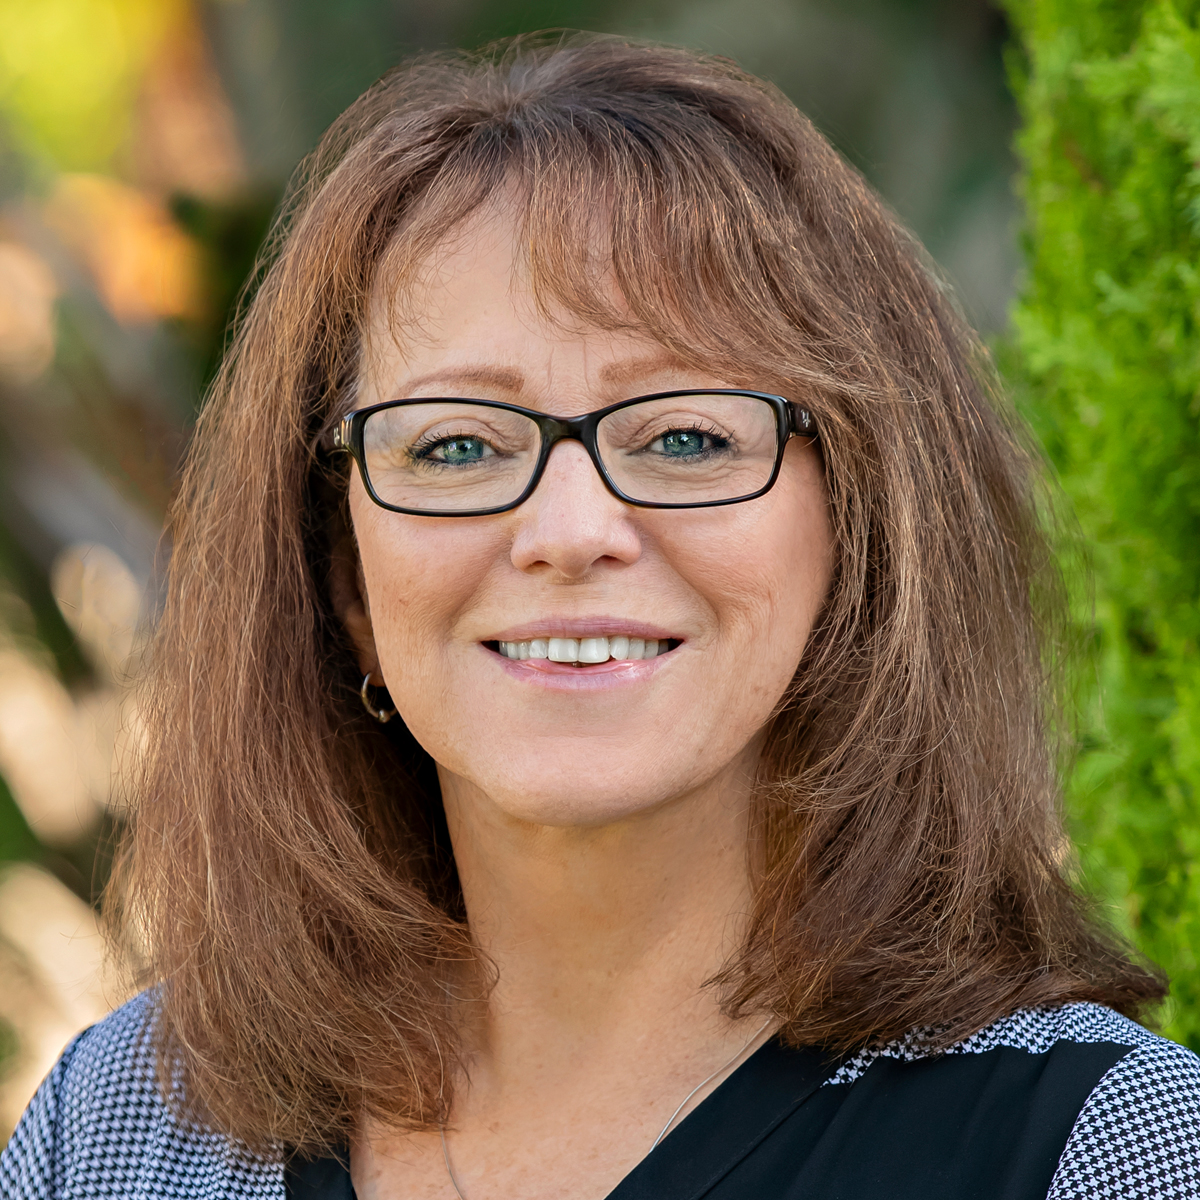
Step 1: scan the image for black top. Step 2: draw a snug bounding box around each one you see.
[5,992,1199,1198]
[285,1000,1193,1200]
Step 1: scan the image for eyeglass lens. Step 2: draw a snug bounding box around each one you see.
[360,393,781,512]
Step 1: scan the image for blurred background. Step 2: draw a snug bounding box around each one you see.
[0,0,1197,1141]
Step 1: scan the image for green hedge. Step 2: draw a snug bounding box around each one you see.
[1005,0,1200,1048]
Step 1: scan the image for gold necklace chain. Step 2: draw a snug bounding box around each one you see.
[439,1020,772,1199]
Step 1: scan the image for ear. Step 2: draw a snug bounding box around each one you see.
[329,523,381,683]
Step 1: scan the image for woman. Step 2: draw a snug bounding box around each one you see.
[3,34,1197,1200]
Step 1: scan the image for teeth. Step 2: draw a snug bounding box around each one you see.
[496,635,672,664]
[548,637,579,662]
[578,637,609,664]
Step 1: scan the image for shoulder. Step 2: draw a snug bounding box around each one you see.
[825,1001,1200,1198]
[0,991,283,1200]
[1045,1013,1200,1199]
[954,1001,1200,1199]
[826,999,1168,1085]
[0,992,159,1199]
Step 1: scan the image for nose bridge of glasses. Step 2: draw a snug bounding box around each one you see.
[535,412,609,481]
[536,413,582,441]
[522,411,643,512]
[534,411,605,467]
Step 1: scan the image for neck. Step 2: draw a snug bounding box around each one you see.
[350,762,768,1200]
[439,760,759,1083]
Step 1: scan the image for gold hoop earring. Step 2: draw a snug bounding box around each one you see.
[360,673,397,723]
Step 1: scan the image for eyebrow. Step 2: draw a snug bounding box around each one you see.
[597,353,696,387]
[398,366,526,395]
[396,354,699,399]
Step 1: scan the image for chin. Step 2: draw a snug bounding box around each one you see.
[460,756,711,830]
[490,794,662,829]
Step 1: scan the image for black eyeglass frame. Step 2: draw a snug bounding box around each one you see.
[332,388,817,517]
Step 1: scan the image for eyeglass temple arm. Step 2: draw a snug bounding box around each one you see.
[790,405,816,436]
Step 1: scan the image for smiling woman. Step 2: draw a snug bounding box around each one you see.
[3,31,1198,1200]
[339,209,831,836]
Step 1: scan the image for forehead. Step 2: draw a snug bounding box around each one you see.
[359,202,724,410]
[369,202,556,346]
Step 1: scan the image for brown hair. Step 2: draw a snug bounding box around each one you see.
[111,33,1165,1152]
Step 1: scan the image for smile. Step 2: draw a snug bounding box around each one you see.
[492,636,679,665]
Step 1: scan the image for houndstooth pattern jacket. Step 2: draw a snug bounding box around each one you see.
[2,990,1199,1198]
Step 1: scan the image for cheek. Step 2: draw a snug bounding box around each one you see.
[672,477,831,666]
[350,484,491,661]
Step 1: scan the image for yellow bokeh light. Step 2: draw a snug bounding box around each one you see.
[0,0,184,171]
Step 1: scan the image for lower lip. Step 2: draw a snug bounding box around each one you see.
[486,647,675,689]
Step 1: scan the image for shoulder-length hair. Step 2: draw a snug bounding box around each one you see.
[111,32,1164,1152]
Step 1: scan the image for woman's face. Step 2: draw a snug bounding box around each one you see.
[348,207,832,827]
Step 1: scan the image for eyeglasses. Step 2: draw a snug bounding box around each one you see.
[332,389,816,517]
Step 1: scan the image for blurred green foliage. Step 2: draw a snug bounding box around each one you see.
[1005,0,1200,1047]
[0,520,92,688]
[171,190,278,394]
[0,777,38,869]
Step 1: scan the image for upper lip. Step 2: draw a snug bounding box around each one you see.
[485,617,684,642]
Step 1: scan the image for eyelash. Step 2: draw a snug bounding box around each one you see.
[646,420,730,445]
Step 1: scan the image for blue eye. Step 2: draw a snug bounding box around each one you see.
[656,429,727,457]
[417,436,493,465]
[440,437,486,463]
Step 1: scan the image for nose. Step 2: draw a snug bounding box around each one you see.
[508,440,642,579]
